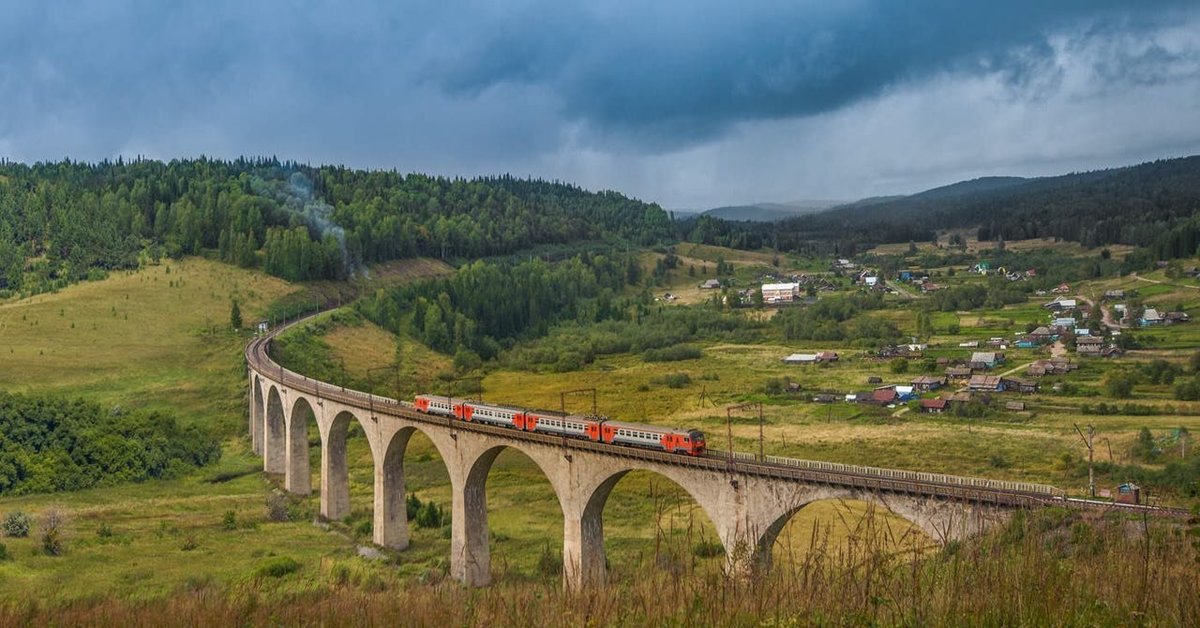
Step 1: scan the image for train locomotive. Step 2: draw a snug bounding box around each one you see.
[413,394,706,456]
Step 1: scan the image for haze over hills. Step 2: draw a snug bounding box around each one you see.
[680,176,1033,223]
[698,200,848,222]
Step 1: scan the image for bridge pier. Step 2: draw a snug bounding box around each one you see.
[285,400,313,496]
[374,428,412,549]
[320,439,350,520]
[563,472,620,589]
[451,447,503,587]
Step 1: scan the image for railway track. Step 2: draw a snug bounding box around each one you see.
[247,315,1193,519]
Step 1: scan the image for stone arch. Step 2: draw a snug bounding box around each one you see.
[374,424,457,551]
[251,374,264,455]
[568,465,724,588]
[285,396,318,495]
[756,488,942,570]
[263,385,286,474]
[453,443,566,587]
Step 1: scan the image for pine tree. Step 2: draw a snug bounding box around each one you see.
[230,300,243,330]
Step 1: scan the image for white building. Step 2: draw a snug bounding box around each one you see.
[761,282,801,304]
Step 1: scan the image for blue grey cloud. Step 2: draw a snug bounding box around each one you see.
[0,1,1198,207]
[422,1,1195,146]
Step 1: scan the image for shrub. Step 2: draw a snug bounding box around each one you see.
[181,535,199,551]
[39,507,67,556]
[255,556,300,578]
[692,539,724,558]
[2,511,31,538]
[221,510,237,531]
[536,542,563,577]
[96,523,114,538]
[266,493,290,522]
[1104,372,1136,399]
[415,501,445,529]
[890,359,909,374]
[642,344,703,362]
[0,543,7,561]
[651,373,692,389]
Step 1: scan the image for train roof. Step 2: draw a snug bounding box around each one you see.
[416,394,586,419]
[603,420,704,437]
[415,394,702,436]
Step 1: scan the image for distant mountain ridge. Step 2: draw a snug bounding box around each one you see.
[776,156,1200,248]
[697,199,848,222]
[677,155,1200,255]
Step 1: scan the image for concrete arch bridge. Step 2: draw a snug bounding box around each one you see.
[245,321,1173,589]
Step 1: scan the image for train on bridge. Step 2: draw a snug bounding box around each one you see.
[414,394,707,456]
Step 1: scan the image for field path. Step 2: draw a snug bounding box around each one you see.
[1129,272,1200,290]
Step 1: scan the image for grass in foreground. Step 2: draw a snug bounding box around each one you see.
[4,508,1196,627]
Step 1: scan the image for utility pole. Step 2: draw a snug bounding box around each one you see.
[727,402,765,461]
[1074,422,1096,498]
[559,388,598,417]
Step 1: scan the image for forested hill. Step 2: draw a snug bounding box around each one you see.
[683,156,1200,256]
[0,158,672,293]
[777,157,1200,250]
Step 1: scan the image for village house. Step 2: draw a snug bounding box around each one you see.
[1103,289,1125,300]
[1044,298,1077,311]
[969,351,1004,370]
[782,351,838,365]
[968,375,1006,392]
[1027,359,1074,376]
[1005,401,1027,412]
[812,393,839,404]
[871,388,898,405]
[1003,377,1039,393]
[1029,326,1054,341]
[700,278,721,290]
[910,375,946,392]
[919,398,948,414]
[1075,336,1104,355]
[1050,317,1077,331]
[761,282,800,304]
[942,391,973,404]
[1141,308,1163,326]
[945,366,973,380]
[1164,311,1190,324]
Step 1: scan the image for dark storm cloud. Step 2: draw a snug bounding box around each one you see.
[423,1,1195,147]
[0,1,1198,207]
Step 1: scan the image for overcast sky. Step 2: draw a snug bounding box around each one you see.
[3,1,1200,209]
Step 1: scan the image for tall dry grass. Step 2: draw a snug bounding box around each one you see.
[5,507,1197,627]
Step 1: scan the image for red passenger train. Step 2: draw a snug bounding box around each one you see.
[413,394,706,456]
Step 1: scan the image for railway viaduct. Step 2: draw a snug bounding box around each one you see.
[244,324,1095,590]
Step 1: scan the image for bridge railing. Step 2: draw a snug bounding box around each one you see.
[705,449,1062,497]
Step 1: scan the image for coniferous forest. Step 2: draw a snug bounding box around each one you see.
[0,158,674,295]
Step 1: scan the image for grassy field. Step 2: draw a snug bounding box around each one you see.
[0,258,294,431]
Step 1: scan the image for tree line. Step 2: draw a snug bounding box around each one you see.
[0,391,220,495]
[0,158,673,295]
[356,252,643,365]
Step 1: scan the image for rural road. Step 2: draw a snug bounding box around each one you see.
[1074,294,1124,330]
[1129,272,1200,290]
